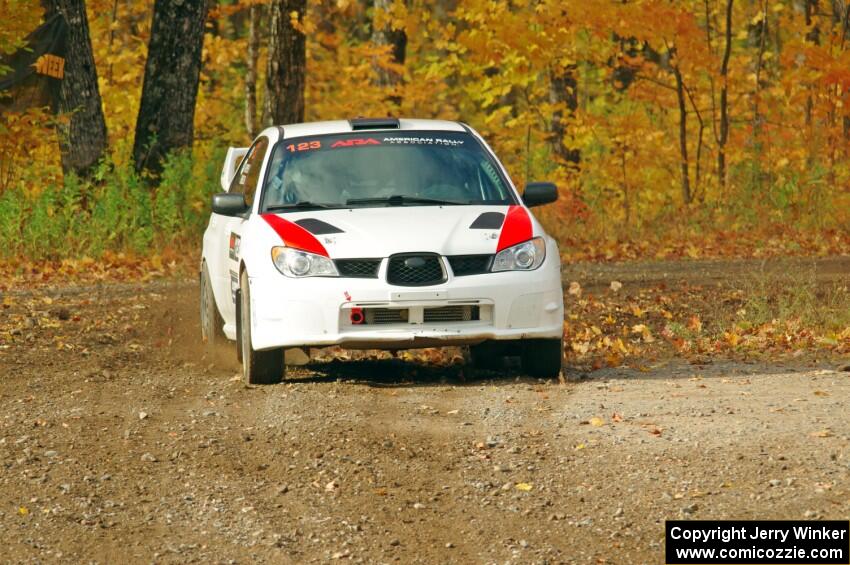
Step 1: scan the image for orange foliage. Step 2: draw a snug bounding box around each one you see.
[1,0,849,258]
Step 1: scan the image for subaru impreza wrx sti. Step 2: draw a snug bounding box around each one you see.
[200,117,564,384]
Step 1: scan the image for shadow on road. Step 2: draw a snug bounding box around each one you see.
[286,357,542,388]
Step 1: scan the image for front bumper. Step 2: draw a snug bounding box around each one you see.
[246,253,564,351]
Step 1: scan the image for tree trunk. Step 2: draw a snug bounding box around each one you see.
[244,2,262,138]
[263,0,307,126]
[685,84,705,201]
[371,0,407,105]
[548,65,580,166]
[673,64,691,205]
[840,2,850,142]
[717,0,733,191]
[43,0,108,177]
[132,0,208,177]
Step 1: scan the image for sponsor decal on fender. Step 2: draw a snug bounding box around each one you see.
[496,205,532,252]
[261,214,329,257]
[228,232,241,260]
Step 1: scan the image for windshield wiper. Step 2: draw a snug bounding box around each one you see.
[346,195,466,206]
[265,201,339,211]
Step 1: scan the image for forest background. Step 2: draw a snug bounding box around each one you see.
[1,0,850,271]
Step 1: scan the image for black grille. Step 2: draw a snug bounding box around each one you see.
[386,253,446,286]
[448,255,492,277]
[335,259,381,278]
[423,305,479,322]
[364,308,407,324]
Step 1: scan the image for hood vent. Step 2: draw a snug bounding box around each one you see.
[469,212,505,230]
[294,218,344,235]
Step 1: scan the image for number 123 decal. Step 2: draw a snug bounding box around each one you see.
[286,141,321,152]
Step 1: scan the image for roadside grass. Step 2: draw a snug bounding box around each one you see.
[0,147,222,264]
[740,266,850,333]
[563,262,850,371]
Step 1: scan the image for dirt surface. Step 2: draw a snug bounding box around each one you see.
[564,255,850,292]
[1,265,849,564]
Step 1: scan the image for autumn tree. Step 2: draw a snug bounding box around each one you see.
[264,0,307,126]
[714,0,733,191]
[549,65,580,167]
[244,1,263,137]
[371,0,407,104]
[133,0,208,176]
[44,0,107,176]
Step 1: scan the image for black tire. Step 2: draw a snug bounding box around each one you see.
[200,262,225,351]
[520,339,563,378]
[239,270,284,385]
[469,341,507,371]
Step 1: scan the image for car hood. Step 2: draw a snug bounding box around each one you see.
[264,205,534,259]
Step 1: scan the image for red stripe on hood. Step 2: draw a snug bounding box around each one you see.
[496,205,532,252]
[261,214,329,257]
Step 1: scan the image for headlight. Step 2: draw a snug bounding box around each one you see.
[271,246,339,277]
[491,237,546,272]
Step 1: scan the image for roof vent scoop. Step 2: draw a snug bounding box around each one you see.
[349,117,400,130]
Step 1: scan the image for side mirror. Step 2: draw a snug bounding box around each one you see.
[212,193,249,217]
[522,182,558,207]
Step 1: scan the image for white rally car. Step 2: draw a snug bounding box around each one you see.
[200,118,564,384]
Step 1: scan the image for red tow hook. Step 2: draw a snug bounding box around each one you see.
[350,307,365,325]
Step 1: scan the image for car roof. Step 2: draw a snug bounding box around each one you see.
[270,118,467,139]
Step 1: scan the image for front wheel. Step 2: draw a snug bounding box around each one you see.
[520,339,563,379]
[238,270,284,385]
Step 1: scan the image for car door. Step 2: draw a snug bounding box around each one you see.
[219,136,270,322]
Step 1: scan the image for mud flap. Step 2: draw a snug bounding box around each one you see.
[235,289,243,363]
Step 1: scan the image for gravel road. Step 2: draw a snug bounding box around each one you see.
[0,274,848,564]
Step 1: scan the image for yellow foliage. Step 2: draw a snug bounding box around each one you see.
[1,0,849,252]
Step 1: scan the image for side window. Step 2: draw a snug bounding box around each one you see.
[478,159,506,200]
[229,137,269,206]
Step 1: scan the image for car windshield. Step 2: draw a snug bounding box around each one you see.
[261,131,516,211]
